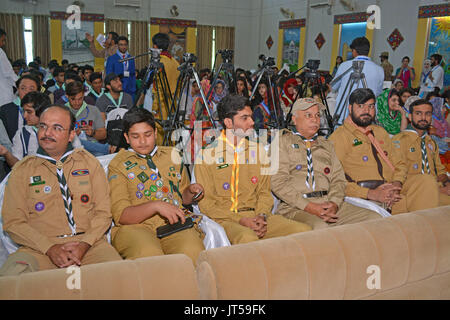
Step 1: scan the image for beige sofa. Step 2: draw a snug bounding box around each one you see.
[1,206,449,300]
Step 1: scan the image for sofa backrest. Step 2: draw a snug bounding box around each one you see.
[0,254,199,300]
[196,206,450,299]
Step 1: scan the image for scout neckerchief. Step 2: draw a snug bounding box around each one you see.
[66,102,89,127]
[132,146,184,201]
[36,143,76,234]
[404,125,431,174]
[345,116,396,172]
[105,92,124,108]
[13,97,25,124]
[89,87,104,99]
[293,130,318,190]
[281,90,294,106]
[219,131,246,213]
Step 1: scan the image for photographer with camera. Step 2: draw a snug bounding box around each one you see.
[331,37,384,126]
[151,33,180,145]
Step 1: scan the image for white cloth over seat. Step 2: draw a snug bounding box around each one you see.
[0,153,232,269]
[344,196,392,218]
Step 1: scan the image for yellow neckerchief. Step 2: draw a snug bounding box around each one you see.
[219,131,247,213]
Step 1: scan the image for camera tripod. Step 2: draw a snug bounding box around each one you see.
[162,53,217,148]
[284,60,334,135]
[250,56,284,129]
[207,50,237,101]
[331,60,368,127]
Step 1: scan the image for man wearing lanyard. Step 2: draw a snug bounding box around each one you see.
[0,74,40,142]
[108,108,205,264]
[0,105,121,276]
[105,36,136,102]
[95,73,133,119]
[87,72,105,103]
[428,54,445,91]
[194,94,311,245]
[332,37,384,126]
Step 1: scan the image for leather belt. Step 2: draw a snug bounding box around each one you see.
[237,207,255,212]
[357,180,384,190]
[56,232,85,239]
[302,191,328,199]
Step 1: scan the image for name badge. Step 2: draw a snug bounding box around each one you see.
[123,71,130,77]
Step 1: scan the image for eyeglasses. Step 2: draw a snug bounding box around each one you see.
[37,123,70,133]
[356,103,376,110]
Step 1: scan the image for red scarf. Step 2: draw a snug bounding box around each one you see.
[160,51,172,59]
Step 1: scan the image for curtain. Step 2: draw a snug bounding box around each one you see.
[130,20,149,71]
[105,19,128,39]
[196,25,213,70]
[32,15,50,67]
[0,13,25,62]
[215,26,235,66]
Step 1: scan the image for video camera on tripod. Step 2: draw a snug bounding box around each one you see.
[218,49,233,63]
[305,59,320,72]
[178,53,198,73]
[258,54,276,69]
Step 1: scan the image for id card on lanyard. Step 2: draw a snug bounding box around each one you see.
[119,51,129,77]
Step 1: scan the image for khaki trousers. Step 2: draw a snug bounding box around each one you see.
[282,201,381,230]
[112,224,205,264]
[391,174,440,214]
[0,237,121,276]
[219,214,311,245]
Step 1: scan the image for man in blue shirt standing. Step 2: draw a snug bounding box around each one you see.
[332,37,384,126]
[106,36,136,102]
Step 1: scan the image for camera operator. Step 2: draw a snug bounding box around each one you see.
[151,33,180,145]
[331,37,384,125]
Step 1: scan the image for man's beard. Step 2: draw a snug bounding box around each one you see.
[413,119,431,131]
[351,111,373,127]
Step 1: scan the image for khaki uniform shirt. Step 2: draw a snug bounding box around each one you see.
[2,148,112,254]
[108,147,189,233]
[329,122,407,199]
[194,134,273,223]
[271,130,347,212]
[381,60,393,81]
[392,130,446,178]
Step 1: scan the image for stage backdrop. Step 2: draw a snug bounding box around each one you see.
[277,19,306,71]
[413,3,450,88]
[50,12,105,71]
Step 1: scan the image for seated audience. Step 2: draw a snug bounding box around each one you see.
[195,94,311,245]
[271,98,380,229]
[376,88,408,135]
[329,88,439,214]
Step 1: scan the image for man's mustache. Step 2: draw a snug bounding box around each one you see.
[40,137,56,142]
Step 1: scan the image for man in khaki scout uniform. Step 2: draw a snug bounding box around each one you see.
[380,52,393,81]
[392,98,450,206]
[0,105,121,276]
[108,108,205,264]
[329,88,439,214]
[194,94,311,244]
[271,98,380,229]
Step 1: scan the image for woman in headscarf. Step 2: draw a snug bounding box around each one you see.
[392,78,404,92]
[280,78,297,115]
[419,58,433,97]
[211,79,227,105]
[376,88,408,135]
[251,80,273,131]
